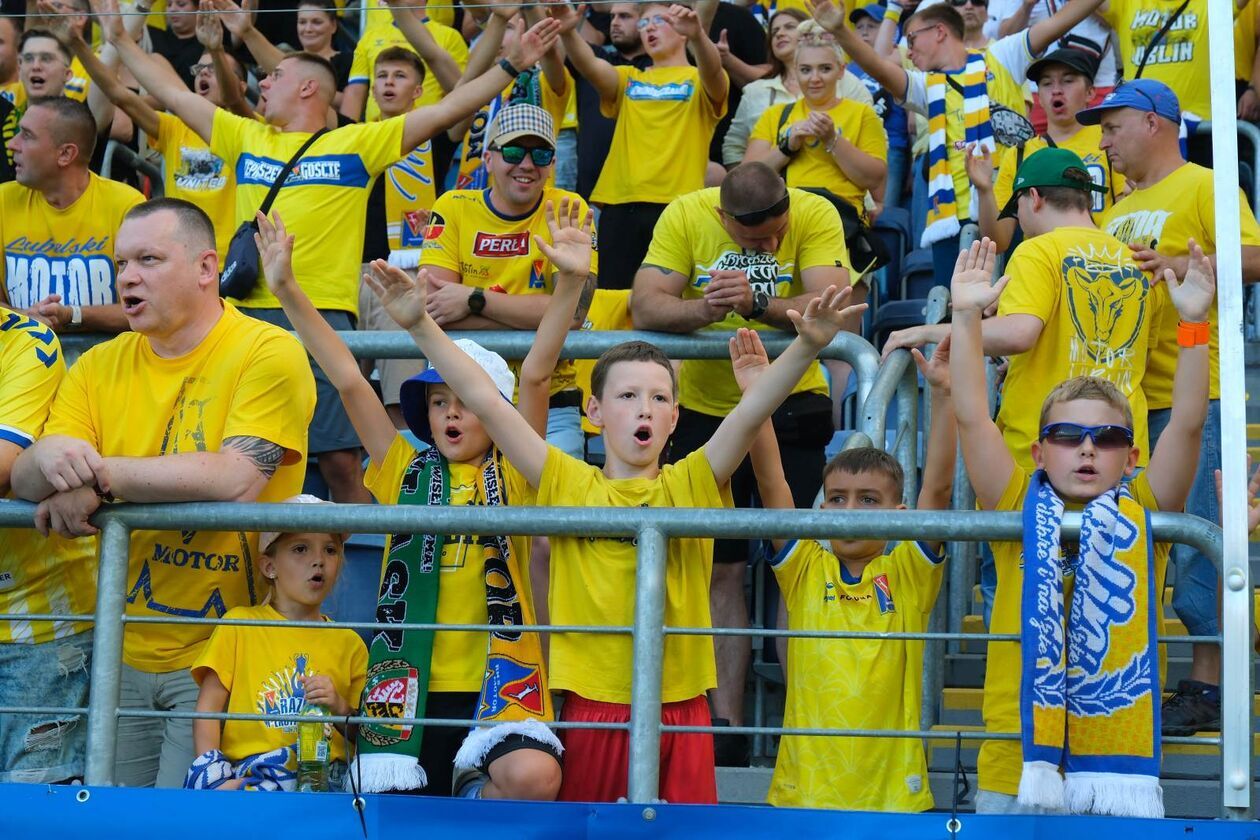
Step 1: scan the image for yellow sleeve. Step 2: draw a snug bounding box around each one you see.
[599,65,634,119]
[993,143,1021,214]
[640,196,696,276]
[437,25,469,69]
[997,238,1057,320]
[769,539,818,606]
[503,454,537,504]
[535,444,593,507]
[208,107,254,161]
[891,541,946,615]
[750,103,785,145]
[417,192,463,273]
[1099,0,1123,31]
[222,331,315,459]
[349,116,408,175]
[672,446,734,508]
[348,39,370,86]
[0,314,65,448]
[190,619,238,690]
[347,635,368,711]
[151,111,177,154]
[853,102,888,161]
[41,347,100,449]
[363,433,419,504]
[795,195,849,271]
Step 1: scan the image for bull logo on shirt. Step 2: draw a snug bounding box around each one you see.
[1060,244,1149,386]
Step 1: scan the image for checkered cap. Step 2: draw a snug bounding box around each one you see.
[487,103,556,150]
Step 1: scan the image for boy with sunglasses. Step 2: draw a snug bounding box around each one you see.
[949,235,1214,814]
[418,103,596,461]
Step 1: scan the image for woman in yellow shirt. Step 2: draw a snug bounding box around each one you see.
[744,21,887,219]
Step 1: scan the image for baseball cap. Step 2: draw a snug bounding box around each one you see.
[1075,78,1181,126]
[259,494,346,556]
[399,339,516,442]
[486,103,556,150]
[849,3,885,23]
[1025,47,1100,84]
[997,147,1106,219]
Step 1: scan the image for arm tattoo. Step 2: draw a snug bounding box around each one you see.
[574,273,598,324]
[641,263,675,276]
[222,435,285,479]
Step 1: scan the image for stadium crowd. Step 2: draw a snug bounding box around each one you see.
[0,0,1257,818]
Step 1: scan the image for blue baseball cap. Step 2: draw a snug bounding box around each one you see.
[1075,78,1181,126]
[849,3,885,24]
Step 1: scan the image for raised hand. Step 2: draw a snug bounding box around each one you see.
[787,284,867,349]
[254,211,296,295]
[36,0,78,43]
[1165,237,1216,323]
[730,327,771,393]
[805,0,849,32]
[950,238,1008,314]
[534,197,595,281]
[546,2,584,32]
[90,0,127,43]
[209,0,254,38]
[507,16,562,70]
[666,3,705,40]
[195,0,225,50]
[964,143,995,192]
[911,333,951,394]
[366,261,429,330]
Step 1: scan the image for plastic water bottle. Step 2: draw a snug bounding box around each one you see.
[296,704,329,792]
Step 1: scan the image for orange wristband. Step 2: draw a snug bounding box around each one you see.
[1177,320,1210,347]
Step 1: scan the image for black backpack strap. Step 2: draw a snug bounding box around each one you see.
[257,127,329,216]
[1134,0,1192,80]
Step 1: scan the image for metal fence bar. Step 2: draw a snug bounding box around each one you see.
[628,527,668,804]
[83,518,131,787]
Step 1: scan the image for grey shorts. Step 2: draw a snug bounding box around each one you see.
[241,307,362,454]
[358,268,426,407]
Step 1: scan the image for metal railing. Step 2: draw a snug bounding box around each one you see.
[0,500,1249,818]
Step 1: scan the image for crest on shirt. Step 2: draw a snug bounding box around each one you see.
[873,574,896,614]
[528,258,547,289]
[422,211,447,241]
[1060,243,1149,386]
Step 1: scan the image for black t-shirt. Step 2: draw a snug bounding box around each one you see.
[330,50,353,92]
[708,2,767,165]
[148,26,205,90]
[571,48,652,200]
[0,94,14,183]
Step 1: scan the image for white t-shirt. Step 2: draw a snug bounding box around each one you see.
[984,0,1118,86]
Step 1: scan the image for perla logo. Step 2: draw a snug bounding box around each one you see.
[626,80,695,101]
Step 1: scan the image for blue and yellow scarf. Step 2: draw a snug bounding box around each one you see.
[922,51,994,247]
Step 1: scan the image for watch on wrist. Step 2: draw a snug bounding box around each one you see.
[778,131,796,157]
[747,290,770,320]
[468,287,487,315]
[69,304,83,327]
[498,57,521,78]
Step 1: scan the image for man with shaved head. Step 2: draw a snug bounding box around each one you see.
[0,96,142,332]
[104,5,561,503]
[12,197,318,788]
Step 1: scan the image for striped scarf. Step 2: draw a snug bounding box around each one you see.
[1018,471,1163,818]
[922,51,995,247]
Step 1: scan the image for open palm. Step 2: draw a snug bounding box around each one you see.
[366,261,429,330]
[1166,237,1216,323]
[950,238,1007,313]
[534,197,594,280]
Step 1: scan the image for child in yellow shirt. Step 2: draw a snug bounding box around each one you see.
[950,236,1214,817]
[365,235,868,802]
[737,329,956,811]
[187,495,368,791]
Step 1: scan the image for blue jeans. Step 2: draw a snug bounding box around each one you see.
[910,153,928,246]
[0,631,92,783]
[1148,400,1222,637]
[885,144,910,212]
[555,128,578,193]
[546,404,584,461]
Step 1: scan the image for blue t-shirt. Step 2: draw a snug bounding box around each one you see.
[851,65,908,150]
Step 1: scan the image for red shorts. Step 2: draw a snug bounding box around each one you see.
[556,692,717,804]
[1028,85,1114,136]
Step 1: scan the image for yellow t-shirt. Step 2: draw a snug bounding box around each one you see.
[1102,0,1229,120]
[577,288,633,436]
[42,303,316,672]
[1236,0,1260,79]
[191,604,368,764]
[750,98,887,215]
[561,80,578,130]
[363,434,537,692]
[418,186,596,395]
[979,469,1168,795]
[0,174,144,311]
[993,127,1126,216]
[643,187,844,416]
[768,539,941,812]
[590,64,727,205]
[903,33,1032,221]
[1100,162,1260,408]
[997,227,1156,468]
[0,309,96,645]
[453,71,571,191]
[536,445,733,704]
[361,0,455,34]
[210,109,406,315]
[348,19,469,120]
[152,112,235,258]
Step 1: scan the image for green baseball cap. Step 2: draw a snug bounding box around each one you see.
[997,147,1105,220]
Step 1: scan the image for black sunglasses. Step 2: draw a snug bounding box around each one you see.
[1039,422,1134,450]
[492,144,556,167]
[949,0,989,6]
[725,192,790,226]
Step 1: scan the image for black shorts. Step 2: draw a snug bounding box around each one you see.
[668,391,833,565]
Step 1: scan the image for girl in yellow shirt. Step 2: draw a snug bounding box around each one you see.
[745,21,887,219]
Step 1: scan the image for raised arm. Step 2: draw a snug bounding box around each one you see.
[256,212,397,465]
[67,24,160,138]
[211,0,286,73]
[731,328,795,552]
[911,335,956,514]
[1028,0,1106,56]
[98,0,217,142]
[37,0,115,133]
[669,4,728,107]
[705,285,867,484]
[401,17,561,156]
[524,4,571,98]
[1146,239,1214,512]
[810,0,909,101]
[948,238,1015,511]
[965,145,1014,250]
[519,199,596,437]
[554,2,622,102]
[197,1,253,119]
[445,11,510,142]
[385,0,462,94]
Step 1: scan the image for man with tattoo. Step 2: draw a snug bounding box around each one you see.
[11,198,316,788]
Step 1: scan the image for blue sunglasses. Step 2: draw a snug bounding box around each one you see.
[1039,422,1134,450]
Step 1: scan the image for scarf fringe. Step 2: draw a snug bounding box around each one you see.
[1017,760,1065,810]
[348,753,428,793]
[1065,772,1164,819]
[387,248,423,270]
[921,215,962,248]
[453,719,563,771]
